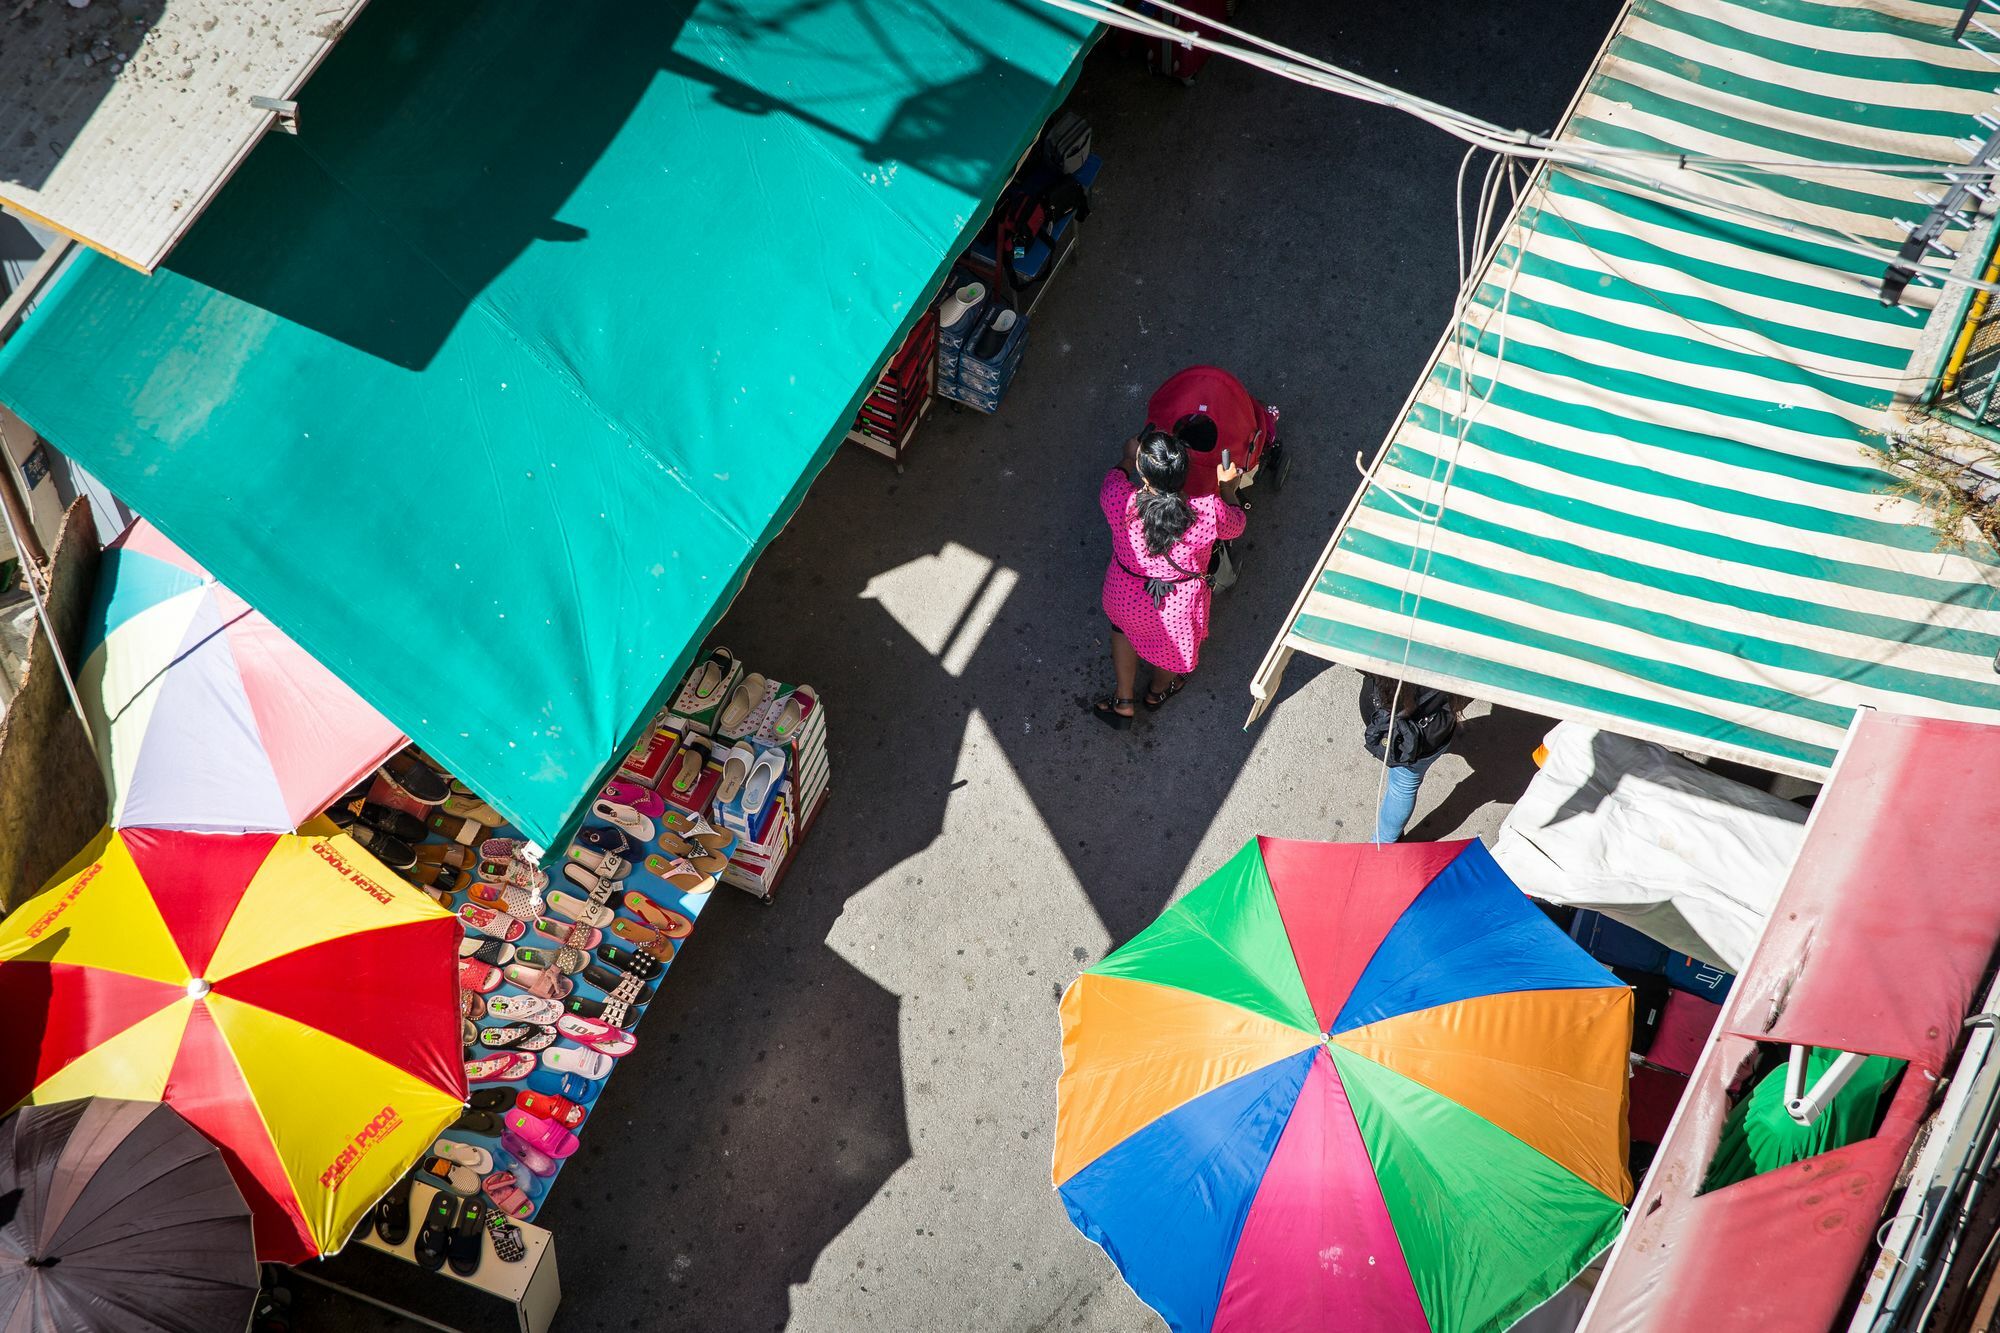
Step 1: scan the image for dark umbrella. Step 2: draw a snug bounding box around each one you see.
[0,1098,257,1333]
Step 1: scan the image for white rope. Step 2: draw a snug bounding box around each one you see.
[1039,0,2000,296]
[1368,148,1534,842]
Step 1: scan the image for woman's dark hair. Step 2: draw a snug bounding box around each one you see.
[1133,430,1193,556]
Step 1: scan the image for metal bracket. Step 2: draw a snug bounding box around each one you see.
[1784,1046,1868,1126]
[249,95,300,135]
[1883,125,2000,306]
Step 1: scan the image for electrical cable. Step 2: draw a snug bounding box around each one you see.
[1369,147,1535,838]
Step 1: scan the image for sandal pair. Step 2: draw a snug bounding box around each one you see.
[482,1169,536,1220]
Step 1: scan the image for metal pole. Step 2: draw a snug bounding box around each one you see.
[0,430,43,571]
[0,476,92,749]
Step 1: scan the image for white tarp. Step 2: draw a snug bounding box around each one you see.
[1492,722,1808,972]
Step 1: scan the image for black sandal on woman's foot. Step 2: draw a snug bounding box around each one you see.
[1143,676,1187,711]
[1092,698,1136,731]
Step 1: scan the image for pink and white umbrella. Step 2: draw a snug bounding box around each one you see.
[78,521,402,831]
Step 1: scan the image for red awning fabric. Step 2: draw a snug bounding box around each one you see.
[1583,712,2000,1333]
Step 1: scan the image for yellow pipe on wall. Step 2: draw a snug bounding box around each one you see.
[1940,246,2000,396]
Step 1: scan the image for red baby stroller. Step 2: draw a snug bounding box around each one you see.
[1144,366,1286,500]
[1142,366,1286,592]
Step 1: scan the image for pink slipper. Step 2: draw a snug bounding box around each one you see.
[557,1012,636,1057]
[483,1170,535,1220]
[465,1052,537,1083]
[601,778,665,819]
[459,902,526,941]
[500,1130,558,1177]
[502,1108,580,1159]
[459,959,502,994]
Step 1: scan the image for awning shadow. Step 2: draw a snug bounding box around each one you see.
[161,0,1076,372]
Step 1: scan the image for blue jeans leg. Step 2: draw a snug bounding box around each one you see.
[1373,755,1437,844]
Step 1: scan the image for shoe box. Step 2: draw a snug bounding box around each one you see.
[850,312,939,450]
[782,700,828,827]
[660,735,723,817]
[655,645,832,900]
[722,797,793,899]
[716,762,788,842]
[936,305,1030,414]
[615,726,678,789]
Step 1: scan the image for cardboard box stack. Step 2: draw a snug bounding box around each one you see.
[648,647,828,903]
[935,293,1030,415]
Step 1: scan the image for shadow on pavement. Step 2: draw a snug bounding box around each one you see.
[1408,705,1558,843]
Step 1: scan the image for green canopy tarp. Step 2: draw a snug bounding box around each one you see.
[0,0,1092,848]
[1702,1047,1904,1193]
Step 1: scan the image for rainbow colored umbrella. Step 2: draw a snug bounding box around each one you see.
[79,521,403,832]
[1055,838,1633,1333]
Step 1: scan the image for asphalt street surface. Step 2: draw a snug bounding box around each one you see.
[298,1,1623,1327]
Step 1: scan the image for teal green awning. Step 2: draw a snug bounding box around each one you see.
[0,0,1091,847]
[1252,0,2000,775]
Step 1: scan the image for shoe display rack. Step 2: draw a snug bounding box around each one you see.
[298,1179,560,1333]
[657,646,828,904]
[846,113,1102,456]
[935,149,1102,415]
[845,310,938,471]
[960,151,1101,321]
[312,743,730,1325]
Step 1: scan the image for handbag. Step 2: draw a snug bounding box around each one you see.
[1363,688,1456,766]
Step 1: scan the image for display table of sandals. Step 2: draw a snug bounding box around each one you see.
[300,650,826,1329]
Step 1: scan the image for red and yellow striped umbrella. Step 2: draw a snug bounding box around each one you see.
[0,829,465,1262]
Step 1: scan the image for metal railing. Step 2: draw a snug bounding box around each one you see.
[1935,293,2000,428]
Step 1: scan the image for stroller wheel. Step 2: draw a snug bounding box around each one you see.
[1264,441,1291,493]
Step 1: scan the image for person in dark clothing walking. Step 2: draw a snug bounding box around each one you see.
[1360,673,1467,843]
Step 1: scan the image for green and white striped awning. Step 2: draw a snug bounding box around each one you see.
[1253,0,2000,777]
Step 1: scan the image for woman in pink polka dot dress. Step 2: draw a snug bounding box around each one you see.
[1093,430,1246,729]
